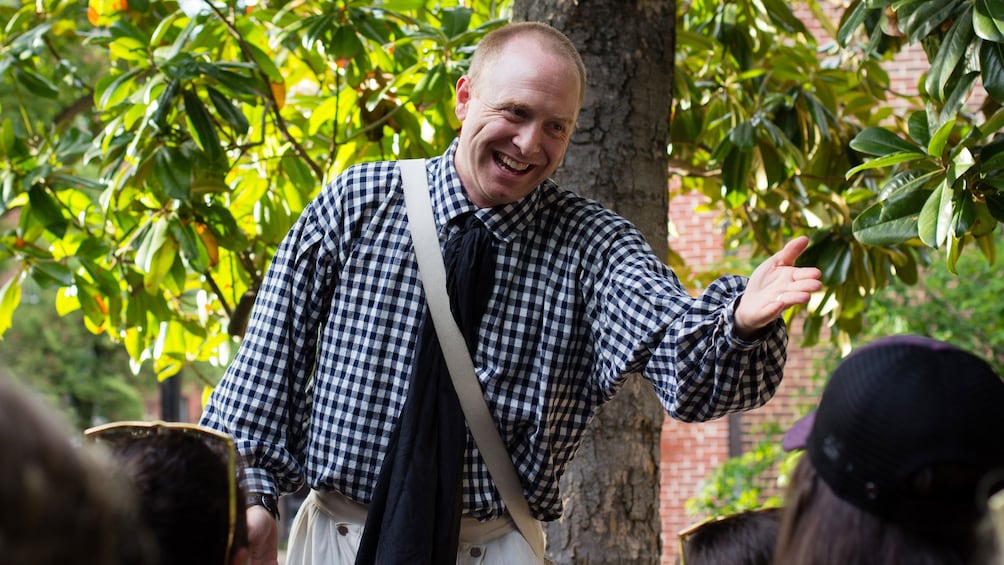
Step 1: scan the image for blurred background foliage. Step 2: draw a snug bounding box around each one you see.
[671,0,1004,351]
[1,0,508,388]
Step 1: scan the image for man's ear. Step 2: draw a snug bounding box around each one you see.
[455,75,471,121]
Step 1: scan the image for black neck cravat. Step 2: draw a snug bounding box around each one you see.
[356,213,496,564]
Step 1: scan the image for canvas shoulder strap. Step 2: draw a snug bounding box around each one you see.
[398,158,545,560]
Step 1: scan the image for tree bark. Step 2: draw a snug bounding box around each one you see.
[510,1,675,563]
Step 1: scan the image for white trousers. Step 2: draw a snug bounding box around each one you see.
[285,490,545,565]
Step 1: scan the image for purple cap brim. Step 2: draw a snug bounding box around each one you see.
[782,411,815,452]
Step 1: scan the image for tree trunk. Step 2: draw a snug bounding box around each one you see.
[510,1,675,563]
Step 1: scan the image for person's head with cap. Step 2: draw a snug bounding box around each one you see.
[774,335,1004,565]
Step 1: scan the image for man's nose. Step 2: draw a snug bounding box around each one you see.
[513,123,543,156]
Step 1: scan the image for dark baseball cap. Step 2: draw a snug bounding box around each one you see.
[783,335,1004,521]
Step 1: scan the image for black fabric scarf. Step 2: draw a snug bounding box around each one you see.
[356,212,496,564]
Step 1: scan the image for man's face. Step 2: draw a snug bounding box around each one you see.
[453,39,582,209]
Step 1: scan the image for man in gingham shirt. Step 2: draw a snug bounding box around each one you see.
[201,21,823,565]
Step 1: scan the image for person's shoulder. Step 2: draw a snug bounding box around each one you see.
[538,181,635,233]
[337,159,401,183]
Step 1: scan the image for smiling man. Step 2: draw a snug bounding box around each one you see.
[452,30,582,208]
[201,21,822,565]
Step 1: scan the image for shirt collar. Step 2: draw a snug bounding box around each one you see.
[428,139,555,244]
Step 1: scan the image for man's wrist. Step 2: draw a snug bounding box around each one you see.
[247,493,280,521]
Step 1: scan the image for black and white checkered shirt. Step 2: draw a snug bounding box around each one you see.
[201,139,788,521]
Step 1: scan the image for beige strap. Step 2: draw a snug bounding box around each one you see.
[399,158,545,560]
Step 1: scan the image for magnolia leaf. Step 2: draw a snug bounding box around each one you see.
[0,273,24,337]
[169,219,209,273]
[14,68,59,99]
[849,127,923,156]
[846,152,927,177]
[927,118,955,157]
[924,7,974,103]
[918,179,946,246]
[153,146,192,200]
[852,187,929,246]
[207,87,249,135]
[898,0,965,42]
[974,0,1004,42]
[28,184,68,238]
[182,89,225,169]
[837,0,872,47]
[441,6,473,38]
[907,111,930,147]
[980,41,1004,104]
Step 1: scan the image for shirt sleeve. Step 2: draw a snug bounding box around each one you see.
[589,224,787,423]
[200,178,343,497]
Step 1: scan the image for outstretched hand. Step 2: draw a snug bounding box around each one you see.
[734,236,823,339]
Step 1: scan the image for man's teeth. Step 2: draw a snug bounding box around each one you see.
[497,153,530,172]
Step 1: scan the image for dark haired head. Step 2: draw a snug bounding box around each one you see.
[676,507,780,565]
[0,376,155,565]
[105,431,248,565]
[777,335,1004,564]
[775,456,995,565]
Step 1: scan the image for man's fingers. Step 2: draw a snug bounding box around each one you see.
[774,236,810,266]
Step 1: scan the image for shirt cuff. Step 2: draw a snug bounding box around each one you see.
[241,466,278,498]
[725,296,771,348]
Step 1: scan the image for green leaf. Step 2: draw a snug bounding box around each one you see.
[301,12,337,49]
[182,89,225,169]
[846,152,927,177]
[980,41,1004,104]
[153,146,192,200]
[951,191,976,237]
[0,273,23,338]
[28,184,68,238]
[974,0,1004,41]
[837,0,873,47]
[153,79,181,131]
[244,42,283,85]
[852,186,930,245]
[331,25,364,59]
[169,219,209,273]
[986,191,1004,222]
[761,0,810,35]
[97,68,143,110]
[109,36,148,63]
[924,7,975,103]
[897,0,964,42]
[207,87,249,135]
[281,152,316,193]
[918,179,956,247]
[14,68,59,99]
[907,111,930,147]
[949,146,976,182]
[819,241,853,285]
[849,127,923,156]
[135,218,178,292]
[927,118,955,157]
[412,63,449,106]
[980,137,1004,173]
[722,147,753,198]
[145,238,179,293]
[136,218,169,274]
[32,261,74,287]
[937,71,980,126]
[729,121,756,150]
[441,7,473,39]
